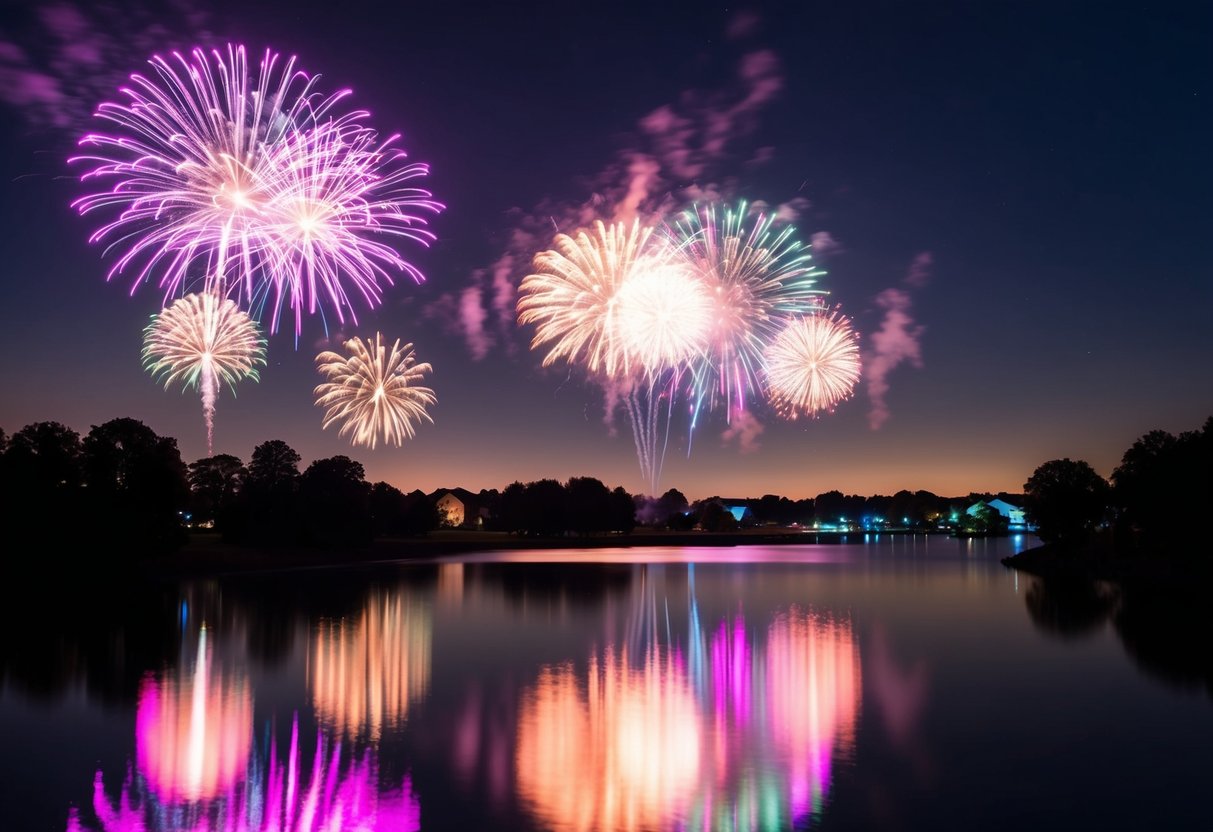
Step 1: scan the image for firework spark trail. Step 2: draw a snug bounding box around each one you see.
[764,309,861,419]
[314,333,436,449]
[143,293,266,455]
[72,44,441,335]
[519,220,714,491]
[671,201,825,421]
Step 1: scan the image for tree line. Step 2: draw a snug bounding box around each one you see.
[0,421,441,558]
[1023,415,1211,555]
[23,411,1171,564]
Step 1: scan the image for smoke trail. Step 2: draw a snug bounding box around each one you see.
[200,359,216,456]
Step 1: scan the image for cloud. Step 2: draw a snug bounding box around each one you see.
[810,230,843,259]
[726,10,762,40]
[745,145,775,169]
[0,2,212,134]
[774,196,810,223]
[615,153,662,222]
[864,252,932,430]
[904,251,933,288]
[721,408,764,454]
[458,286,491,361]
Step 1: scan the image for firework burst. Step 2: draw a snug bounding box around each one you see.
[314,333,435,449]
[143,292,266,455]
[764,309,861,419]
[72,44,441,335]
[613,259,712,376]
[672,201,825,416]
[518,220,715,491]
[517,219,652,379]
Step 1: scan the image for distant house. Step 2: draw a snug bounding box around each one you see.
[966,498,1029,529]
[431,488,488,529]
[718,499,754,524]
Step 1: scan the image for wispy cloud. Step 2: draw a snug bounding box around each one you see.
[458,286,491,361]
[864,252,932,430]
[0,2,211,133]
[810,230,843,259]
[726,9,762,40]
[904,251,932,288]
[721,408,764,454]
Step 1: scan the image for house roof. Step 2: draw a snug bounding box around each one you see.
[429,487,479,504]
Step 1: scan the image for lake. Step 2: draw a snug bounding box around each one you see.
[2,534,1210,831]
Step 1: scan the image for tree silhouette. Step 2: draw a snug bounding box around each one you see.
[566,476,612,535]
[369,481,408,536]
[82,418,189,555]
[233,439,303,545]
[609,486,636,533]
[1,421,85,552]
[656,488,690,526]
[248,439,302,489]
[698,500,738,532]
[1112,418,1212,551]
[961,502,1010,535]
[188,454,246,529]
[1023,458,1110,545]
[298,455,372,547]
[814,490,846,523]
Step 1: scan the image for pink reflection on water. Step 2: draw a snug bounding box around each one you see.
[441,544,855,565]
[66,717,420,832]
[136,628,252,803]
[710,614,753,727]
[765,608,862,824]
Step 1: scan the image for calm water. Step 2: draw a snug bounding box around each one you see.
[2,535,1211,831]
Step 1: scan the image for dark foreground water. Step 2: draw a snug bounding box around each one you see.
[2,535,1211,831]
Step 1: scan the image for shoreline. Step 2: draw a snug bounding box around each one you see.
[152,527,963,577]
[1001,542,1211,591]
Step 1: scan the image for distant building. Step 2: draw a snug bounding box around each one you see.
[966,498,1029,529]
[718,499,754,524]
[431,488,488,529]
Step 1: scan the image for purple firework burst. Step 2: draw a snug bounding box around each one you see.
[72,44,442,335]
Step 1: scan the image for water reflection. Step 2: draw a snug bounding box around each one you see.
[136,627,252,802]
[516,566,862,831]
[66,618,421,832]
[517,645,701,832]
[310,590,432,740]
[67,717,420,832]
[20,542,1211,832]
[1022,575,1213,698]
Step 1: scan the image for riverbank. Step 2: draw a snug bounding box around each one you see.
[154,527,957,576]
[1001,541,1211,590]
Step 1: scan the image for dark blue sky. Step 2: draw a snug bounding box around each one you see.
[0,0,1209,498]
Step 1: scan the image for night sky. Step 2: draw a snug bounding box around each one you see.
[0,0,1209,500]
